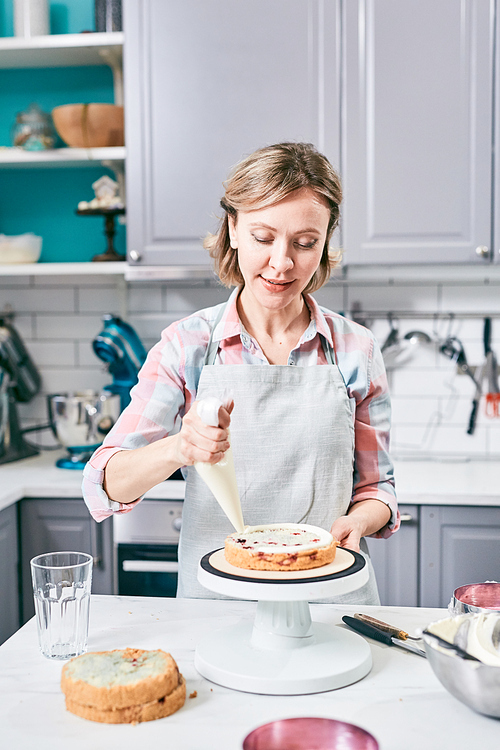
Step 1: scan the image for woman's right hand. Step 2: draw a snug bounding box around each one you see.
[174,401,233,466]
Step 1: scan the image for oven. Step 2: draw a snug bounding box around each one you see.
[113,479,185,598]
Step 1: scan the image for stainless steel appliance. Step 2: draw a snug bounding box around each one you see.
[113,484,184,597]
[0,317,42,464]
[48,391,121,469]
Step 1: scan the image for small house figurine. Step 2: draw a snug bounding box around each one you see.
[78,175,124,211]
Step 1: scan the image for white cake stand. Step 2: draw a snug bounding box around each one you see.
[194,547,373,695]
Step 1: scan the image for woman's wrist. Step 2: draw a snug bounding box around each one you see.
[104,434,185,504]
[347,498,391,537]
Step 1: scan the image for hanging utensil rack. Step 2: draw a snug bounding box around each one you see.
[350,310,500,320]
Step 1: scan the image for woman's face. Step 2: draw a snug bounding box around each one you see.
[228,188,330,314]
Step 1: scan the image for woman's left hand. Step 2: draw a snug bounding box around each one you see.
[330,499,392,552]
[330,515,364,552]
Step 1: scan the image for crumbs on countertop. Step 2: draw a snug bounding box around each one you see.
[189,691,197,699]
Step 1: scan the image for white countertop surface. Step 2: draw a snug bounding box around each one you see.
[0,596,499,749]
[0,450,499,514]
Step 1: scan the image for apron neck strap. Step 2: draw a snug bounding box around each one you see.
[204,302,228,366]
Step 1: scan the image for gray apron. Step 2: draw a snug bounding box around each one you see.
[177,301,380,604]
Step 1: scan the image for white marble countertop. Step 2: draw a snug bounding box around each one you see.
[0,596,499,749]
[0,450,498,515]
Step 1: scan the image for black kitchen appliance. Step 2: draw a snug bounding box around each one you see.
[113,497,183,597]
[0,318,42,464]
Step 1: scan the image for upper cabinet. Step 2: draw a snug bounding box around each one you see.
[123,0,340,269]
[341,0,497,265]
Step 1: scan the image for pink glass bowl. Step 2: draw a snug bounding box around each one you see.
[242,717,379,750]
[453,582,500,614]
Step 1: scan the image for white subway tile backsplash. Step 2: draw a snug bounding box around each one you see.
[390,396,441,425]
[311,285,344,312]
[78,285,125,314]
[77,340,104,367]
[34,275,122,287]
[165,285,230,314]
[0,287,75,314]
[346,284,439,312]
[127,314,178,342]
[39,367,109,394]
[440,284,500,312]
[27,341,76,367]
[127,284,163,313]
[8,275,499,460]
[35,314,105,340]
[4,313,34,339]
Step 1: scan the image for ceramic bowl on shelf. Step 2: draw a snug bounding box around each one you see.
[242,718,379,750]
[0,233,42,264]
[51,104,124,148]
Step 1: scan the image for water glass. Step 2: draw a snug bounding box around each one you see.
[30,551,92,660]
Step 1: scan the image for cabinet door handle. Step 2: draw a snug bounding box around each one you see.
[400,514,414,523]
[90,520,103,569]
[122,560,179,573]
[475,245,489,258]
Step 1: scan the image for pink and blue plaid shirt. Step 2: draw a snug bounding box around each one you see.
[82,288,399,537]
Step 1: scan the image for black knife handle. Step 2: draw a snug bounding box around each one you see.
[467,399,478,435]
[342,615,393,645]
[484,317,492,355]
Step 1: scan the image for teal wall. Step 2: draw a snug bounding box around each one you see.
[0,0,95,37]
[0,1,125,262]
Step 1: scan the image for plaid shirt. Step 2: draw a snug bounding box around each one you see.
[82,288,399,537]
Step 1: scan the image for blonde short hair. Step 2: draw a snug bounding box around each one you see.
[204,142,342,293]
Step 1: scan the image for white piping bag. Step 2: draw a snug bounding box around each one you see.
[194,395,245,533]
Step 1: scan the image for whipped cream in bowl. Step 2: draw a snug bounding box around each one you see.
[421,613,500,718]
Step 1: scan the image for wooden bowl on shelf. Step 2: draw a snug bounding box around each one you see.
[51,104,124,148]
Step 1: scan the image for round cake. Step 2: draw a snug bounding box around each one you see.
[61,647,185,724]
[224,523,338,571]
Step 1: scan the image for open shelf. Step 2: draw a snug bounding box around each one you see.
[0,32,123,69]
[0,147,126,168]
[0,261,127,276]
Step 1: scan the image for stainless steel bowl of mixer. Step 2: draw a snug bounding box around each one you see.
[48,391,121,469]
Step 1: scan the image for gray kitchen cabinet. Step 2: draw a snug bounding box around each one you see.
[124,0,340,267]
[19,498,113,624]
[0,505,20,645]
[342,0,494,265]
[365,505,419,607]
[420,505,500,608]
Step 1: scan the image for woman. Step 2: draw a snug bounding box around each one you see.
[83,142,399,603]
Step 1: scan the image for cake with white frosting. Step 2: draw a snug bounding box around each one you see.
[224,523,338,571]
[61,648,185,724]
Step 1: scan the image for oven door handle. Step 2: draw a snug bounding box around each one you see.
[122,560,179,573]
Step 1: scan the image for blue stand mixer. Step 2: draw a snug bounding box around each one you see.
[48,316,147,469]
[92,314,148,411]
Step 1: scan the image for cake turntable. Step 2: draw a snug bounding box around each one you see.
[194,547,373,695]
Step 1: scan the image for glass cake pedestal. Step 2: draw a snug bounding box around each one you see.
[194,548,372,695]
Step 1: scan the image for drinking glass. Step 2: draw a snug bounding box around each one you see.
[30,551,92,660]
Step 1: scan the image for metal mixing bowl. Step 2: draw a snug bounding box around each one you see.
[453,582,500,614]
[242,718,379,750]
[48,391,121,449]
[422,620,500,718]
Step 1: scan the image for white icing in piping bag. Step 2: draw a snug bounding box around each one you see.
[194,395,245,533]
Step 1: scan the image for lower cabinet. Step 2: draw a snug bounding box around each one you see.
[366,504,500,608]
[365,505,419,607]
[419,506,500,608]
[19,498,114,624]
[0,504,20,645]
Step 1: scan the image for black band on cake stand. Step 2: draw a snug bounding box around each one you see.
[194,548,373,695]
